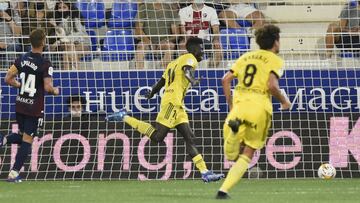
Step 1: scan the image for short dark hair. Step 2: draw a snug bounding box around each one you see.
[255,25,280,50]
[30,29,46,48]
[67,95,86,107]
[54,1,81,20]
[186,37,204,52]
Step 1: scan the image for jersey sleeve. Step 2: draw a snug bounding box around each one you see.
[43,60,54,78]
[162,67,168,79]
[182,55,198,70]
[13,57,21,70]
[179,8,186,26]
[210,8,220,26]
[229,59,241,77]
[269,57,284,78]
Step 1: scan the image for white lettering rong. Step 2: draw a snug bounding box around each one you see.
[84,91,105,112]
[31,134,53,171]
[308,88,328,110]
[201,89,220,111]
[330,87,351,110]
[134,87,155,112]
[97,133,130,171]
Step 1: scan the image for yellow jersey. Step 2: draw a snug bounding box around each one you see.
[230,49,284,114]
[161,53,198,107]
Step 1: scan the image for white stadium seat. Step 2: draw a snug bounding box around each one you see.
[261,5,344,22]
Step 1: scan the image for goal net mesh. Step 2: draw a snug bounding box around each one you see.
[0,0,359,180]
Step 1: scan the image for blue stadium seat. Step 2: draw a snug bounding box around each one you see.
[236,19,253,28]
[107,2,138,28]
[349,0,358,7]
[87,30,98,51]
[77,0,105,28]
[101,30,135,61]
[145,53,162,61]
[220,28,250,60]
[339,51,360,58]
[80,30,98,62]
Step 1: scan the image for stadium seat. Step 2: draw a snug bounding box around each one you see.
[275,0,347,4]
[248,23,328,57]
[339,51,360,58]
[220,28,250,60]
[107,2,138,28]
[87,30,98,52]
[236,19,253,28]
[145,53,162,61]
[262,5,344,22]
[101,30,135,61]
[77,0,105,28]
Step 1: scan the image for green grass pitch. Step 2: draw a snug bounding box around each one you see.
[1,179,359,203]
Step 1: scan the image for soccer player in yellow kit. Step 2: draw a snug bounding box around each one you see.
[107,37,224,182]
[216,25,291,199]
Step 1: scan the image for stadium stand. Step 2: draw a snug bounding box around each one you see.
[101,29,135,62]
[0,0,357,70]
[220,28,250,60]
[107,1,137,28]
[78,0,106,28]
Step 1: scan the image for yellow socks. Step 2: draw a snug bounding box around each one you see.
[123,116,156,138]
[219,154,251,193]
[192,154,208,174]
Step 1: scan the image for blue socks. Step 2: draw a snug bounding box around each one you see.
[13,142,32,171]
[6,133,23,145]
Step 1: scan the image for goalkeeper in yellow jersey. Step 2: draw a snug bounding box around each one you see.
[107,37,224,182]
[216,25,291,199]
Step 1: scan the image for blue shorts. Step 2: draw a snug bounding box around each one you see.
[16,113,43,137]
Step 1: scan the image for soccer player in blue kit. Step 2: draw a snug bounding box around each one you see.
[0,29,59,182]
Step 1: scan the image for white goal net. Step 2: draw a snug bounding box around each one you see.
[0,0,360,180]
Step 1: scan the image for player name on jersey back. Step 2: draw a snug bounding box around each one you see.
[16,95,35,105]
[21,60,39,71]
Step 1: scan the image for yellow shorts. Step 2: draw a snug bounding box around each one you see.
[223,102,271,161]
[156,103,189,129]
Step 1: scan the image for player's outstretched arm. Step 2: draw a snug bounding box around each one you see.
[4,65,21,88]
[44,77,59,96]
[144,77,165,99]
[183,65,201,86]
[268,72,291,110]
[222,71,236,111]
